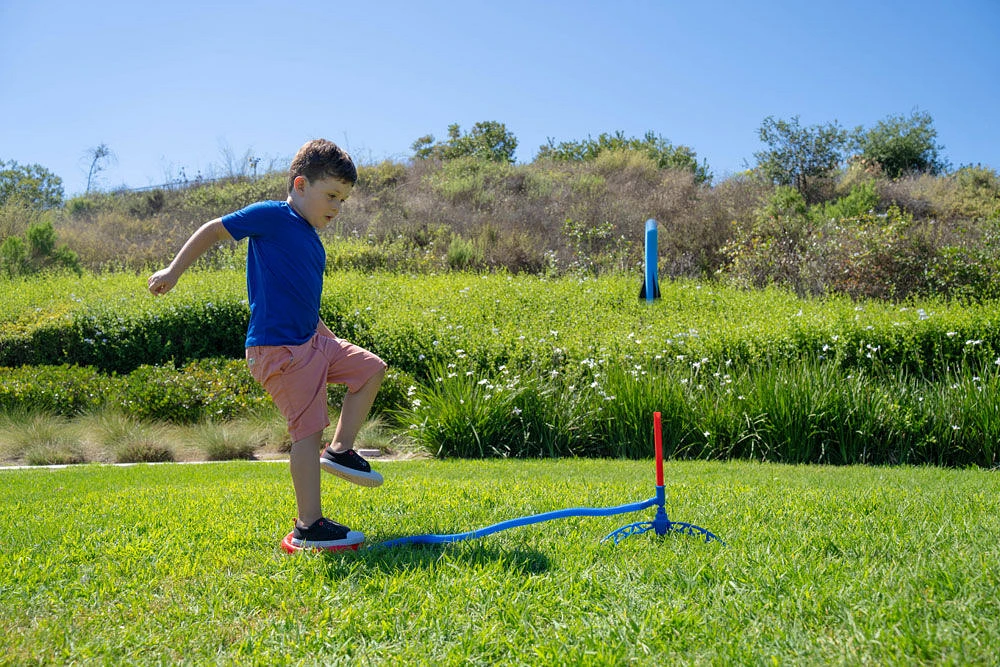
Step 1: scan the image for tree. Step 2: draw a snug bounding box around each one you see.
[410,134,438,160]
[411,121,518,163]
[853,110,949,178]
[0,160,64,209]
[84,143,116,193]
[536,130,711,184]
[754,116,850,198]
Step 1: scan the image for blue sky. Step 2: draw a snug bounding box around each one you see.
[2,0,998,197]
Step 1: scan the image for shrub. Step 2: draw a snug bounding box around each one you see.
[115,358,269,423]
[0,364,109,416]
[720,186,815,292]
[428,157,515,208]
[1,219,81,277]
[816,181,880,221]
[357,160,407,191]
[446,235,484,270]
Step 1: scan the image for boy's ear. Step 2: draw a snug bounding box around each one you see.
[292,175,307,192]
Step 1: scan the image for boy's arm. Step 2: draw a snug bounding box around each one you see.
[148,218,233,295]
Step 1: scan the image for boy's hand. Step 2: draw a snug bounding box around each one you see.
[147,219,230,296]
[147,269,178,296]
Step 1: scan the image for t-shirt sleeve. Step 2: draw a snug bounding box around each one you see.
[221,201,275,241]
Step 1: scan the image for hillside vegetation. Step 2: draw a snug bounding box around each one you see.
[2,115,999,300]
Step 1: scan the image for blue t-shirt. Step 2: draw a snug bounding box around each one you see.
[221,201,325,347]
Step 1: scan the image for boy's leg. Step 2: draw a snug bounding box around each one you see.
[289,430,325,527]
[315,336,387,486]
[330,366,386,453]
[247,340,366,549]
[321,366,386,486]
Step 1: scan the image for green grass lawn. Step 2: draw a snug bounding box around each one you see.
[2,459,998,665]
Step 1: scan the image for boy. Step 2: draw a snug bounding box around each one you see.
[148,139,386,551]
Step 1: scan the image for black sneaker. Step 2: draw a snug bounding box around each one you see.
[320,447,384,487]
[290,517,364,550]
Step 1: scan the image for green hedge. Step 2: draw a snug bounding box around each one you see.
[0,360,417,424]
[0,301,248,374]
[0,360,263,421]
[3,271,1000,380]
[0,364,109,415]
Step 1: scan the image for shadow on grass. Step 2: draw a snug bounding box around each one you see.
[321,541,551,579]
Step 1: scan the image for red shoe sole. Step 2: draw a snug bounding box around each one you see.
[280,531,363,554]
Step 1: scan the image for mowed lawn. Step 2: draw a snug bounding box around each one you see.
[2,458,999,665]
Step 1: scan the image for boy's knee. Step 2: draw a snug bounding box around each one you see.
[369,362,387,385]
[351,361,386,394]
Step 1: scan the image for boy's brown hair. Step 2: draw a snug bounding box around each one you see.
[287,139,357,193]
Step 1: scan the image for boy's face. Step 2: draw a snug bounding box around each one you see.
[289,175,354,230]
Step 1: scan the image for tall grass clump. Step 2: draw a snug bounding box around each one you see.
[0,410,86,465]
[195,421,262,461]
[75,410,175,463]
[399,354,1000,467]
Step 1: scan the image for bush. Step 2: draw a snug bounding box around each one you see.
[116,359,269,423]
[0,365,110,416]
[1,219,81,277]
[446,235,484,270]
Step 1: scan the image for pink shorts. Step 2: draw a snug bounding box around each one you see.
[246,333,387,442]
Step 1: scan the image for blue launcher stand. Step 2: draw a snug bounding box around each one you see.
[600,485,724,546]
[372,412,722,550]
